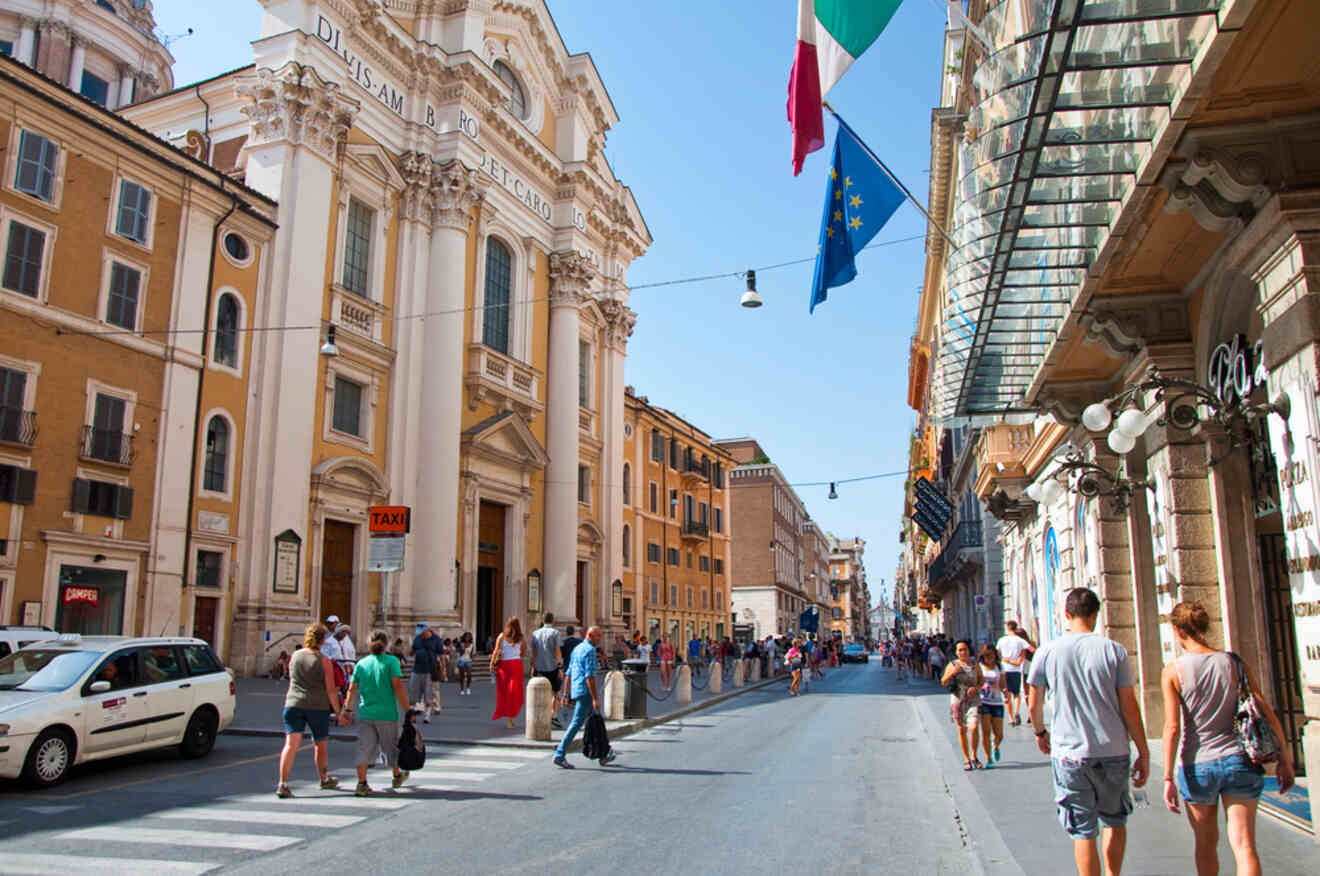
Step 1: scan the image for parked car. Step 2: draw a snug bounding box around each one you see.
[0,634,235,788]
[0,626,54,659]
[841,643,869,664]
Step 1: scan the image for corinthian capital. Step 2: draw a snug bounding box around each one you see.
[430,161,484,232]
[598,299,637,352]
[549,251,593,307]
[398,151,434,226]
[236,62,360,164]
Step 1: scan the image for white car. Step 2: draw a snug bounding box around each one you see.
[0,635,235,787]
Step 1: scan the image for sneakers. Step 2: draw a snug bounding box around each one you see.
[993,747,1001,762]
[553,755,574,769]
[275,784,293,799]
[600,750,617,766]
[392,770,409,789]
[319,775,340,790]
[354,782,372,797]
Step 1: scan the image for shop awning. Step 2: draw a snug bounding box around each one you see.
[935,0,1224,419]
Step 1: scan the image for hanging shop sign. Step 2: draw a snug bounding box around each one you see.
[1266,361,1320,687]
[1207,333,1268,407]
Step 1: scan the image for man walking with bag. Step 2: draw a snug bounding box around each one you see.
[553,626,616,769]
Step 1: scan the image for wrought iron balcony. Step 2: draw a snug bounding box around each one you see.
[80,425,134,466]
[0,406,36,447]
[681,519,708,540]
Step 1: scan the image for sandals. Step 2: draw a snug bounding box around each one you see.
[972,759,984,769]
[964,760,974,771]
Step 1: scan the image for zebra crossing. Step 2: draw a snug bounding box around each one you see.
[0,744,544,875]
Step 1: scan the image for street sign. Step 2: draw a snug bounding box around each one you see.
[368,505,411,533]
[368,534,406,571]
[974,594,987,610]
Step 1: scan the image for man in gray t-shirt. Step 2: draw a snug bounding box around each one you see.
[530,613,564,729]
[1027,587,1149,876]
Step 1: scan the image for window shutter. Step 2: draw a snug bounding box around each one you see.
[114,485,134,519]
[15,468,36,504]
[71,477,91,512]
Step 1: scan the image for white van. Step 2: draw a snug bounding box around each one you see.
[0,634,235,787]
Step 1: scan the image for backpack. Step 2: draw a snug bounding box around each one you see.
[582,712,610,761]
[397,712,426,771]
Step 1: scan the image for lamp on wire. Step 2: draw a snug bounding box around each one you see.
[740,269,763,308]
[320,324,340,357]
[828,482,838,500]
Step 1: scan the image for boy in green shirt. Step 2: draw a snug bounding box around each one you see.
[342,630,412,796]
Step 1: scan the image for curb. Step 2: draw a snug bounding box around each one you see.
[222,673,788,750]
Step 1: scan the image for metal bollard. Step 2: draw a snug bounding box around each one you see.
[602,670,626,720]
[709,660,723,694]
[733,659,745,688]
[525,675,552,741]
[675,664,692,705]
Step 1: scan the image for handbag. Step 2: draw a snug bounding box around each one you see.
[1228,652,1280,765]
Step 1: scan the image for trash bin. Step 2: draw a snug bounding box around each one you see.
[622,658,649,719]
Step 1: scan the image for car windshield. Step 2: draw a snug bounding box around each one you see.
[0,649,101,692]
[845,644,863,652]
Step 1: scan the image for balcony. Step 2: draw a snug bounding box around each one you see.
[946,520,984,580]
[464,344,544,421]
[80,425,134,467]
[681,519,708,541]
[0,407,36,447]
[578,407,594,437]
[331,285,388,346]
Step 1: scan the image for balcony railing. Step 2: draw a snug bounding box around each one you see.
[927,551,947,587]
[0,407,36,447]
[683,456,709,478]
[952,520,983,552]
[80,425,134,466]
[331,285,387,345]
[464,344,544,420]
[681,519,708,540]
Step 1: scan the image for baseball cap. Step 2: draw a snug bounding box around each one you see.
[326,614,340,624]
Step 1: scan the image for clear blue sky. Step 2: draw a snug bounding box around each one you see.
[156,2,949,605]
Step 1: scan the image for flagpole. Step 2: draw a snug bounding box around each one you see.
[822,101,958,251]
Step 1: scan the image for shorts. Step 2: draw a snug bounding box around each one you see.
[981,703,1005,719]
[357,718,400,768]
[1004,671,1022,695]
[536,668,562,694]
[281,706,331,742]
[407,671,431,705]
[1177,753,1265,804]
[1052,756,1132,839]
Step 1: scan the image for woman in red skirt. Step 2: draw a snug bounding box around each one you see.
[489,616,528,728]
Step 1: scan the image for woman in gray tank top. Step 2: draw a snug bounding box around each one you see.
[1160,601,1294,876]
[276,623,345,798]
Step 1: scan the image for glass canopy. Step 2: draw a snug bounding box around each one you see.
[935,0,1222,419]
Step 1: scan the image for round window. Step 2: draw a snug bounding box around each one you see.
[223,232,250,263]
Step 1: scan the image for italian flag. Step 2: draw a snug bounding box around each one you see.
[788,0,904,175]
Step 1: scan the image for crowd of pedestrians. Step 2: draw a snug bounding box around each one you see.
[890,587,1295,876]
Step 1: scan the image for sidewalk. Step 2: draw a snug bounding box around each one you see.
[229,662,782,749]
[901,672,1317,875]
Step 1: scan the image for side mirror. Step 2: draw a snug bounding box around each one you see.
[88,680,111,693]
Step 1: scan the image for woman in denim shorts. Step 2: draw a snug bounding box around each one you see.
[277,623,344,798]
[1160,601,1295,876]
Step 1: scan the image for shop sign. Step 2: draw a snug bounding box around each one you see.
[62,586,99,606]
[1207,333,1268,407]
[1266,362,1320,687]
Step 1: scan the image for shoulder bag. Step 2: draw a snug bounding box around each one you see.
[1229,652,1280,765]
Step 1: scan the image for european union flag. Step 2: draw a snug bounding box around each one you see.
[809,121,907,313]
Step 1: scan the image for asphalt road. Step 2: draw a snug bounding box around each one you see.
[2,659,1313,875]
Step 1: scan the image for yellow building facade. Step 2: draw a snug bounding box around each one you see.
[0,55,275,654]
[124,0,649,672]
[622,389,734,645]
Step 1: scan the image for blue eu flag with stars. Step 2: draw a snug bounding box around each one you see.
[809,122,906,313]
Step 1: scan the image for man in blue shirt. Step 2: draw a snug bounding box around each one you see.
[687,636,702,672]
[554,626,615,768]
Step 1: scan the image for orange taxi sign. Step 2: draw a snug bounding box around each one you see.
[369,505,411,533]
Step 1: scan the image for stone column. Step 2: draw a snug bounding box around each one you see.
[66,36,85,90]
[119,70,135,107]
[544,252,593,623]
[598,299,636,633]
[525,676,552,741]
[231,63,358,673]
[708,660,722,694]
[16,18,35,67]
[675,664,692,704]
[603,670,626,720]
[413,162,483,620]
[385,153,434,622]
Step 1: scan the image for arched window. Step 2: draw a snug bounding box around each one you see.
[622,463,631,505]
[203,416,229,492]
[214,294,239,367]
[483,238,511,353]
[493,61,527,120]
[622,524,631,567]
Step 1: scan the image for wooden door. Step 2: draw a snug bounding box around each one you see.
[576,560,587,625]
[321,520,356,627]
[193,596,219,647]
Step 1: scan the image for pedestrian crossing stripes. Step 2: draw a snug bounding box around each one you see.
[0,853,217,875]
[403,770,495,781]
[221,792,412,809]
[153,807,366,828]
[59,826,301,851]
[424,758,527,769]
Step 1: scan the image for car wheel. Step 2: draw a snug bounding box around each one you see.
[22,728,75,788]
[179,708,218,759]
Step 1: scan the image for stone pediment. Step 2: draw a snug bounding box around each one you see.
[461,411,549,471]
[310,456,389,500]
